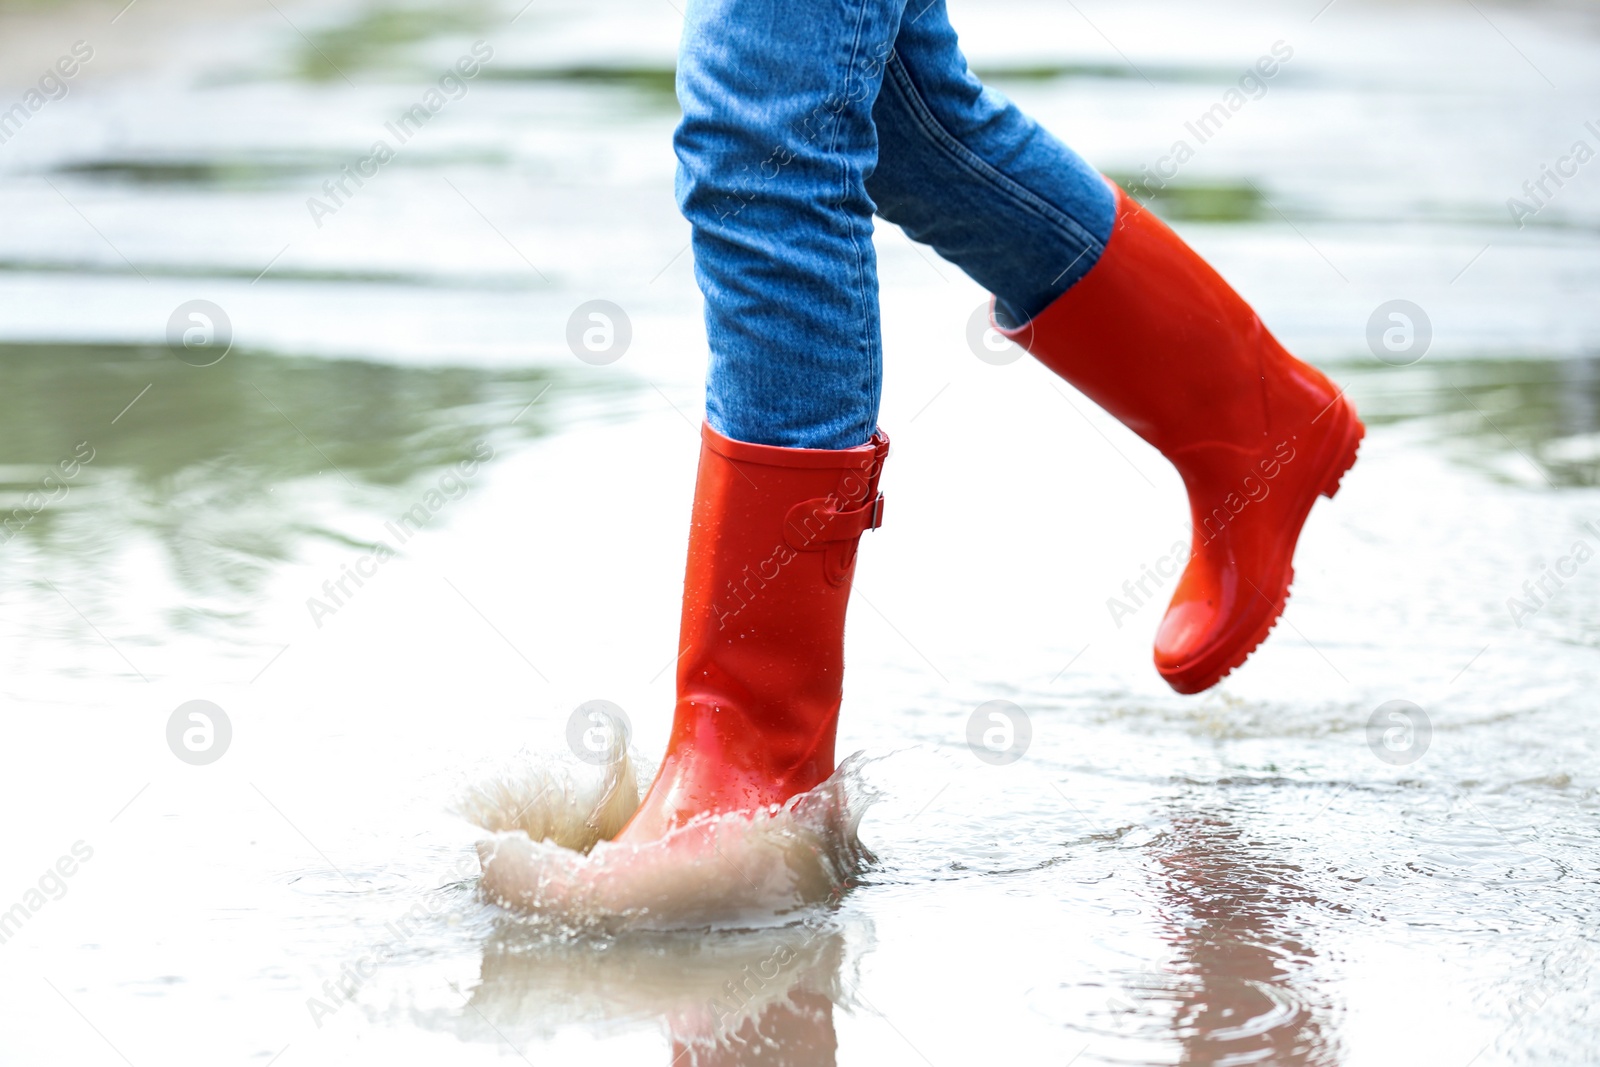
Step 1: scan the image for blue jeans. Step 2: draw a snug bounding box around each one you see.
[677,0,1116,449]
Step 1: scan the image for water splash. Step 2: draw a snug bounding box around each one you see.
[455,730,644,853]
[462,746,880,931]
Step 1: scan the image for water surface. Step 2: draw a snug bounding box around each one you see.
[2,0,1598,1064]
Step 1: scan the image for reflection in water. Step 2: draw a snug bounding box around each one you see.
[436,918,864,1066]
[1349,353,1600,487]
[1102,176,1267,223]
[1073,802,1340,1067]
[1148,809,1338,1067]
[482,64,682,105]
[51,158,349,189]
[286,1,503,82]
[0,343,626,603]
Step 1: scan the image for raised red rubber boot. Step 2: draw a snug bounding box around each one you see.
[613,422,888,843]
[995,183,1363,694]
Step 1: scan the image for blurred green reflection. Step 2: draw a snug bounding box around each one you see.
[0,343,632,600]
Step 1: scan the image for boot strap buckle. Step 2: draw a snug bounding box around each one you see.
[783,493,885,551]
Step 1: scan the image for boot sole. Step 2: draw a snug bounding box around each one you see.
[1158,395,1365,694]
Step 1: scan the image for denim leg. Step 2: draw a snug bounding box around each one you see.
[867,0,1116,328]
[677,0,907,449]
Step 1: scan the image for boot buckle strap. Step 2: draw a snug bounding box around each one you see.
[783,493,885,551]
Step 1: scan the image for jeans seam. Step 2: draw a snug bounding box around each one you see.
[883,53,1105,259]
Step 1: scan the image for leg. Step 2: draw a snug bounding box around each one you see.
[615,0,901,842]
[866,0,1116,326]
[677,0,907,449]
[866,2,1363,693]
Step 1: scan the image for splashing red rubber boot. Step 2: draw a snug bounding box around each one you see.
[613,423,888,843]
[994,183,1363,694]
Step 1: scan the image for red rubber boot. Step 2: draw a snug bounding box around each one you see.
[995,184,1363,694]
[613,423,888,843]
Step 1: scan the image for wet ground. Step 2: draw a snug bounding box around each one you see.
[2,0,1599,1063]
